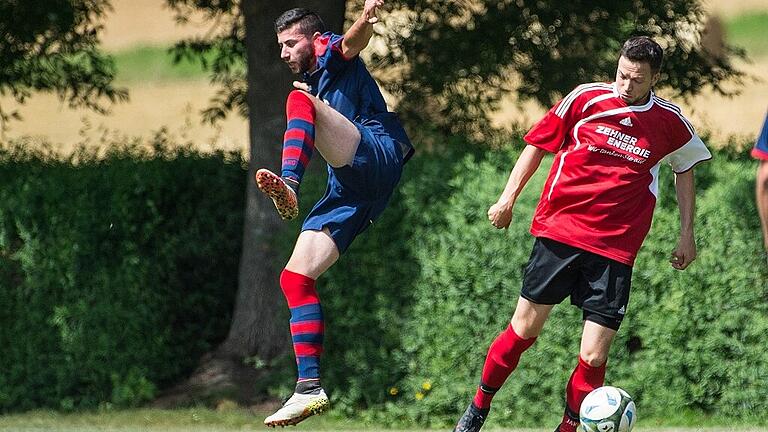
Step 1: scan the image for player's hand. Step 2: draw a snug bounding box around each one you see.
[292,81,311,92]
[670,233,696,270]
[363,0,384,24]
[488,200,513,230]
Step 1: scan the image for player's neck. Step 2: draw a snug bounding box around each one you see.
[631,92,652,106]
[307,57,319,75]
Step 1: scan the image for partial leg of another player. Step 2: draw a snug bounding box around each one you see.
[264,229,339,427]
[256,90,360,220]
[554,320,616,432]
[454,297,553,432]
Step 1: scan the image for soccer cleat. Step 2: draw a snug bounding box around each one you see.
[255,169,299,220]
[453,403,488,432]
[263,389,329,427]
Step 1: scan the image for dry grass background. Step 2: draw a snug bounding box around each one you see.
[1,0,766,154]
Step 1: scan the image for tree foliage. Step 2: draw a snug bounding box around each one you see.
[0,0,128,130]
[170,0,746,138]
[372,0,747,135]
[166,0,248,124]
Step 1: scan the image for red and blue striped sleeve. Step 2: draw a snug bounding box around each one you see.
[313,32,351,73]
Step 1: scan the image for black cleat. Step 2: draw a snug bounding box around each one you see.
[453,403,488,432]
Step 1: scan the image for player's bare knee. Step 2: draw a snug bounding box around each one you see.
[580,350,608,367]
[510,316,541,339]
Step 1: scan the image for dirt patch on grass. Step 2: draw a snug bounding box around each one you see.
[100,0,213,51]
[706,0,768,17]
[1,80,248,154]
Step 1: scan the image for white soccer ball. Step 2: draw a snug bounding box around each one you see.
[579,386,636,432]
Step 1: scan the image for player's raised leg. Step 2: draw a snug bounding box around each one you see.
[264,229,339,427]
[454,297,552,432]
[255,90,361,220]
[555,321,616,432]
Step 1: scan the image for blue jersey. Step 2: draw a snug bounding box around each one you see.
[753,111,768,160]
[302,32,413,160]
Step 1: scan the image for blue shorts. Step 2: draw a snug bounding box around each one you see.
[302,119,404,253]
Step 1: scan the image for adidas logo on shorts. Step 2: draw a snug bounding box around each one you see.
[619,117,633,127]
[617,305,626,315]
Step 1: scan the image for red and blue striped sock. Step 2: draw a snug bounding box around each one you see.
[281,90,316,189]
[280,269,324,385]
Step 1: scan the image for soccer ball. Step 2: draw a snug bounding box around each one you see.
[579,386,636,432]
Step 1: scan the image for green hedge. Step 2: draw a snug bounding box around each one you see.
[0,137,244,411]
[1,133,765,426]
[297,136,767,426]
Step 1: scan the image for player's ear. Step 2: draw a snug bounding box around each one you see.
[650,71,661,87]
[311,31,322,42]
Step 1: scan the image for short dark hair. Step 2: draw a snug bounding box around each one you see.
[620,36,664,72]
[274,8,326,36]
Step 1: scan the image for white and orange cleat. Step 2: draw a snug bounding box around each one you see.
[255,169,299,220]
[263,389,329,427]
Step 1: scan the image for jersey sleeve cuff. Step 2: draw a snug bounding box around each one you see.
[523,138,561,154]
[672,155,713,174]
[752,147,768,161]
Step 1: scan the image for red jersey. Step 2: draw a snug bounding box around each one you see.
[524,82,711,266]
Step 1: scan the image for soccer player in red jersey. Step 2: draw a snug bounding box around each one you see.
[752,112,768,261]
[453,36,711,432]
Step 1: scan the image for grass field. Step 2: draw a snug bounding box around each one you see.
[113,45,209,83]
[0,409,767,432]
[726,12,768,57]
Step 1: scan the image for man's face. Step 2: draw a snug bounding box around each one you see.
[615,56,660,105]
[277,25,318,74]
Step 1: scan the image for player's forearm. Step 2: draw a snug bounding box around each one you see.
[341,15,374,59]
[757,161,768,250]
[674,170,696,238]
[497,145,546,207]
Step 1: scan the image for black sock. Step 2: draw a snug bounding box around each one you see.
[295,379,321,395]
[282,176,300,195]
[471,401,490,417]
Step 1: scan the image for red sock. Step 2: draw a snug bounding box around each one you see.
[472,324,537,409]
[559,356,606,432]
[281,90,316,185]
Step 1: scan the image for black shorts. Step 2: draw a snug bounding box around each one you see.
[520,237,633,330]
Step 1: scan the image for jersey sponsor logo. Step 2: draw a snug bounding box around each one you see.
[594,125,651,159]
[587,145,647,164]
[619,117,633,127]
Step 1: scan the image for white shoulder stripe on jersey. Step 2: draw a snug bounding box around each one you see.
[653,96,694,136]
[582,92,617,112]
[555,83,613,118]
[652,96,682,113]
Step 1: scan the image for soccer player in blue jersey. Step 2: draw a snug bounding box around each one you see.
[257,1,413,427]
[752,111,768,260]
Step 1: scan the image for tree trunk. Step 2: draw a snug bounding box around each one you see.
[153,0,346,407]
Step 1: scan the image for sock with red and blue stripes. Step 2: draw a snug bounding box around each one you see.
[280,269,324,394]
[280,90,316,193]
